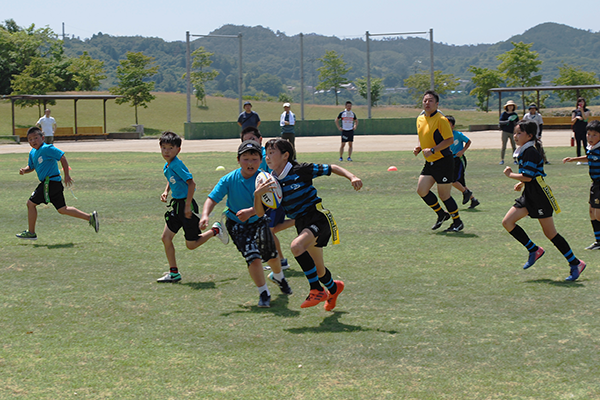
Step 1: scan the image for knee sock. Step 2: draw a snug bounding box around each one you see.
[551,233,580,266]
[295,251,323,291]
[319,268,338,295]
[509,225,539,253]
[592,220,600,243]
[170,267,179,274]
[422,191,445,217]
[442,197,461,223]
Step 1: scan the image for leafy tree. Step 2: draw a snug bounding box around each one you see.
[250,73,282,98]
[316,50,351,105]
[355,76,384,106]
[182,47,218,107]
[404,70,459,105]
[468,66,504,112]
[11,57,59,111]
[110,51,159,125]
[497,42,542,109]
[68,51,106,91]
[552,63,600,103]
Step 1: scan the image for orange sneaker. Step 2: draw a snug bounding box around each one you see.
[300,289,329,308]
[324,281,344,311]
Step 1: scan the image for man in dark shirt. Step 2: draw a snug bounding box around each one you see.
[237,101,261,129]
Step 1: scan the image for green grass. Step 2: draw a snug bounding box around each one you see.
[2,147,600,399]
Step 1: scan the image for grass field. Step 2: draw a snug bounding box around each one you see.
[2,146,600,399]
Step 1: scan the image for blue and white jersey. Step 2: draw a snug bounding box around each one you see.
[28,143,64,182]
[273,162,331,219]
[516,142,545,179]
[587,144,600,182]
[164,156,193,199]
[450,130,470,156]
[208,168,261,224]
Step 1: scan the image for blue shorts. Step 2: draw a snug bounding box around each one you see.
[266,207,285,228]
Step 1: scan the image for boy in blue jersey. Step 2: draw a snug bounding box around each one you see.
[446,116,480,209]
[563,120,600,250]
[200,140,292,308]
[16,127,99,240]
[241,127,295,271]
[261,138,362,311]
[157,131,228,283]
[503,121,585,281]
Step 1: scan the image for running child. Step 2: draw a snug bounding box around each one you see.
[563,119,600,250]
[157,131,228,283]
[16,127,99,240]
[200,140,292,308]
[502,121,586,281]
[262,138,362,310]
[447,115,480,209]
[241,126,295,271]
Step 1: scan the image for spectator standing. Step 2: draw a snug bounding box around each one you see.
[237,101,261,129]
[36,109,57,145]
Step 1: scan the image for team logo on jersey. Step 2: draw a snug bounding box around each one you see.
[290,183,301,190]
[170,176,176,184]
[38,156,43,164]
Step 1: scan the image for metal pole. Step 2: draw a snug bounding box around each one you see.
[366,31,371,119]
[103,99,107,133]
[74,99,78,136]
[300,33,304,120]
[186,31,191,123]
[429,29,434,91]
[238,33,243,114]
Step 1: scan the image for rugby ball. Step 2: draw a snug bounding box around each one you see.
[255,171,283,209]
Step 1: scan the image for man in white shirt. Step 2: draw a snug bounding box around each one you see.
[36,109,57,144]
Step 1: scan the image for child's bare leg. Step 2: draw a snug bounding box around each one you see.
[452,181,467,193]
[538,217,558,240]
[248,258,266,287]
[186,229,215,250]
[347,142,353,158]
[161,225,178,270]
[307,246,325,277]
[273,219,295,234]
[271,230,285,263]
[57,206,91,221]
[27,200,38,233]
[502,206,528,231]
[339,142,345,158]
[590,206,600,221]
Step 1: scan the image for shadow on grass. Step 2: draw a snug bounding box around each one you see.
[32,243,75,249]
[183,277,237,291]
[526,278,585,287]
[435,232,479,238]
[285,311,398,335]
[220,294,301,317]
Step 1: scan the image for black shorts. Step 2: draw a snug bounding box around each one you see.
[266,206,285,228]
[294,207,331,248]
[341,130,354,143]
[164,198,201,241]
[421,156,454,184]
[590,181,600,209]
[29,180,66,210]
[226,216,278,264]
[453,156,467,186]
[514,183,554,219]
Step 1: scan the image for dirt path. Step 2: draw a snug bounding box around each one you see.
[0,129,575,155]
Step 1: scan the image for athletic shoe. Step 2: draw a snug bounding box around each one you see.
[212,221,229,245]
[431,212,450,230]
[444,221,464,233]
[338,157,343,162]
[523,247,545,269]
[157,272,182,283]
[300,289,329,308]
[268,272,293,295]
[585,242,600,250]
[565,260,586,282]
[324,280,345,311]
[89,211,99,233]
[545,160,551,165]
[513,160,518,165]
[347,157,353,162]
[258,290,271,308]
[263,258,291,271]
[462,189,472,205]
[499,160,504,165]
[16,230,37,240]
[469,199,480,209]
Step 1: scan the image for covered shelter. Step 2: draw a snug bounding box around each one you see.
[489,85,600,117]
[3,94,123,137]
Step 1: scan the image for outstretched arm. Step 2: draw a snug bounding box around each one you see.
[331,164,362,191]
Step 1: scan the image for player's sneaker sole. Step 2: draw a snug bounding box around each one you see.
[89,211,99,233]
[16,230,37,240]
[324,281,344,311]
[585,242,600,250]
[566,260,586,281]
[157,272,182,283]
[212,221,229,244]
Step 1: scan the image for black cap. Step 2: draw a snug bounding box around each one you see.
[244,101,252,106]
[528,103,537,109]
[237,140,262,158]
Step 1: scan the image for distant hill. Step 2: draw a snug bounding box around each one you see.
[61,23,600,106]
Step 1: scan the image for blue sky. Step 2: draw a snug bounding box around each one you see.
[3,0,599,45]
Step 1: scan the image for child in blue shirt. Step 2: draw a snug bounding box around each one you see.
[503,121,585,281]
[447,116,480,209]
[200,140,292,308]
[157,131,228,283]
[16,127,99,240]
[563,120,600,250]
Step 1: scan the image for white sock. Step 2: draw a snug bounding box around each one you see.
[258,284,269,295]
[272,271,285,281]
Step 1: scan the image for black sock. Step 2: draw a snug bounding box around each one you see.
[551,233,579,265]
[592,220,600,242]
[422,191,445,216]
[509,225,538,252]
[319,268,337,295]
[295,252,322,290]
[443,197,461,224]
